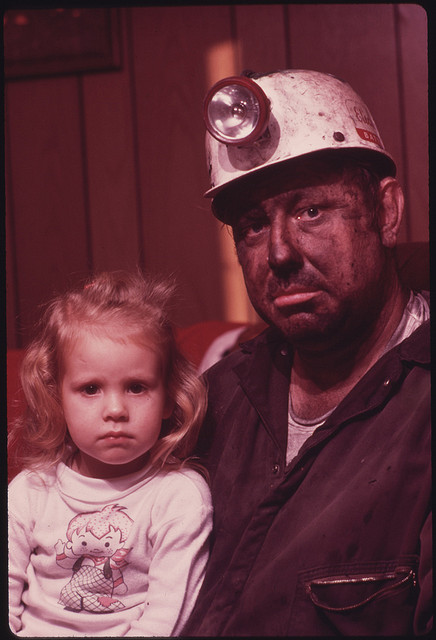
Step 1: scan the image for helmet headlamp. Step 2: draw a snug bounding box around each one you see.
[203,70,396,205]
[204,76,270,145]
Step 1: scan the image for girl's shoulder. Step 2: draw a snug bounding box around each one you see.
[150,466,212,515]
[8,465,57,491]
[8,466,58,520]
[164,465,210,492]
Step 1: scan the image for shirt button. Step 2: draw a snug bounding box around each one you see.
[272,463,280,474]
[280,346,288,356]
[383,378,390,386]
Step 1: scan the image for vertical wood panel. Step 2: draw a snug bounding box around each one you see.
[6,78,89,345]
[395,4,428,241]
[5,118,19,348]
[82,9,141,272]
[6,202,18,348]
[130,6,232,325]
[6,224,18,347]
[235,4,288,72]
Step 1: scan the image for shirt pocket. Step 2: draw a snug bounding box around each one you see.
[288,557,419,636]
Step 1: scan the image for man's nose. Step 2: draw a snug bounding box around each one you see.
[268,213,303,272]
[103,392,128,422]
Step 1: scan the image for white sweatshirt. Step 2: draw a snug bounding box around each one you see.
[8,462,212,637]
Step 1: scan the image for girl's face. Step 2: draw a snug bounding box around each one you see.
[61,327,172,478]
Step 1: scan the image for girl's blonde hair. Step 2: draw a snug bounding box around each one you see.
[9,271,208,474]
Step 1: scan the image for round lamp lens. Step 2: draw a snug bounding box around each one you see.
[207,84,260,142]
[204,77,270,145]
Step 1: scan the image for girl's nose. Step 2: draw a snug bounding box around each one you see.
[103,393,128,422]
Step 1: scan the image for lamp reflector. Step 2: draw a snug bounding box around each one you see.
[204,76,270,145]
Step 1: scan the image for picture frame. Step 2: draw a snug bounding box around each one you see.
[4,8,121,80]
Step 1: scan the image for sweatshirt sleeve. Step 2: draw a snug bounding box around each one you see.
[8,475,35,634]
[125,470,213,637]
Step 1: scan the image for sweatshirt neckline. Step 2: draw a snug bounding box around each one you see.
[55,461,159,503]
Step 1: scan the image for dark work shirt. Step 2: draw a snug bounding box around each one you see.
[184,308,431,636]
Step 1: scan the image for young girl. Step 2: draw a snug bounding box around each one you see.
[8,271,213,637]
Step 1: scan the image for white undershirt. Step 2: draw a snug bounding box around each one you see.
[286,292,429,465]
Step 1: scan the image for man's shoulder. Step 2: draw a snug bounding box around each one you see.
[397,309,430,364]
[204,326,279,379]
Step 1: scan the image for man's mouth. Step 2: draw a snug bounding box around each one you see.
[271,285,320,309]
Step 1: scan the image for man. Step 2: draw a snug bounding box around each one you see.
[184,70,431,636]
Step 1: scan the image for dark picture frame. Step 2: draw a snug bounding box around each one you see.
[4,8,121,80]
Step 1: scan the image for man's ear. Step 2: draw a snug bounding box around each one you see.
[378,177,404,248]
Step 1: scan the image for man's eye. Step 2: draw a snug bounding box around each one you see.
[249,221,267,233]
[297,207,320,220]
[237,218,268,239]
[83,385,99,395]
[307,207,319,218]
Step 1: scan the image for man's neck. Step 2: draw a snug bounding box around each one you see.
[290,283,408,421]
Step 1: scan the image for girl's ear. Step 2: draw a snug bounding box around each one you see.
[378,177,404,248]
[163,397,174,420]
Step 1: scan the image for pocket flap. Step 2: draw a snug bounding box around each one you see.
[305,566,416,612]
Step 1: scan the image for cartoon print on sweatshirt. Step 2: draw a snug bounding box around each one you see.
[55,504,133,613]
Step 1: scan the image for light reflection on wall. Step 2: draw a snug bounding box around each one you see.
[205,40,259,323]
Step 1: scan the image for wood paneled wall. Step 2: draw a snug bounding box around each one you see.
[5,4,428,348]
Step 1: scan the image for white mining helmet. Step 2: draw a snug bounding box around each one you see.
[203,69,396,215]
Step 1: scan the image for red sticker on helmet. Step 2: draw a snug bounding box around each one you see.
[346,99,383,148]
[355,127,382,148]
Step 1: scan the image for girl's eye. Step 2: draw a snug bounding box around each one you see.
[129,383,146,394]
[83,385,99,395]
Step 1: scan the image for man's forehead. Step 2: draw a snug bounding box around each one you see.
[247,166,340,201]
[218,156,351,221]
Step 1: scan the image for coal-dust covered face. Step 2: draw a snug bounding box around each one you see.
[228,157,394,351]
